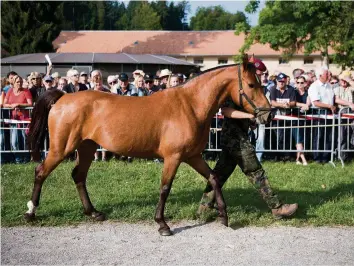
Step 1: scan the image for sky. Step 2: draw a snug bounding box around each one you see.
[186,0,265,26]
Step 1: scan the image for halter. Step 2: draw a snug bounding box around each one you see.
[237,65,272,114]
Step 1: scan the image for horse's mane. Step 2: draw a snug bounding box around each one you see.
[178,62,256,88]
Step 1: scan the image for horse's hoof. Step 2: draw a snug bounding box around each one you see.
[218,217,228,227]
[158,228,173,236]
[91,212,106,221]
[24,213,35,222]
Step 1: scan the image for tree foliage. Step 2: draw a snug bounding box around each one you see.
[190,6,250,31]
[1,1,64,55]
[236,0,354,68]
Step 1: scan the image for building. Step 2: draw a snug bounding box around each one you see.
[53,30,341,76]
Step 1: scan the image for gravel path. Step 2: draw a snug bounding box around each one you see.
[2,222,354,265]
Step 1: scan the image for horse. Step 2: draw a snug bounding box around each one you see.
[26,55,271,236]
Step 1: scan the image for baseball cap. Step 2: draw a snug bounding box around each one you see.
[51,72,60,79]
[276,73,288,81]
[144,74,154,81]
[43,75,53,82]
[118,73,129,81]
[80,71,88,76]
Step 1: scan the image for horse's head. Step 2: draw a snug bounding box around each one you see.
[228,54,272,124]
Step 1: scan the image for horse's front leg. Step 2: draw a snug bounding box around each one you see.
[185,155,228,226]
[155,155,181,236]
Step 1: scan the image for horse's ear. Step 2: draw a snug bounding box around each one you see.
[242,54,249,70]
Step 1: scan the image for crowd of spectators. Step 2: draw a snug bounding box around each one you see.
[1,65,354,164]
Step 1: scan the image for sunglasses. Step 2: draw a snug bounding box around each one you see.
[72,74,79,77]
[109,81,117,85]
[297,82,304,84]
[58,83,66,86]
[32,77,41,80]
[145,81,153,84]
[330,81,338,84]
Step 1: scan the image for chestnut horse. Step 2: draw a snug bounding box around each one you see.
[26,55,271,236]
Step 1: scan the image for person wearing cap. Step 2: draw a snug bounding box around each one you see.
[79,71,91,89]
[107,75,118,92]
[334,72,354,161]
[132,70,145,81]
[51,72,61,88]
[63,69,88,94]
[153,75,160,87]
[270,72,296,161]
[144,74,160,95]
[114,73,138,96]
[198,58,298,219]
[29,72,45,103]
[169,74,180,87]
[43,75,55,90]
[158,69,171,90]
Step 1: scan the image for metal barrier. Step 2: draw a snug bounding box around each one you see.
[1,107,353,166]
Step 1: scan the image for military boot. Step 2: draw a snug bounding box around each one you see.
[272,203,298,219]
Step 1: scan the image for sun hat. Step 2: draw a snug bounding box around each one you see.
[159,69,171,78]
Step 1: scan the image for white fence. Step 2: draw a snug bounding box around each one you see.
[1,107,353,167]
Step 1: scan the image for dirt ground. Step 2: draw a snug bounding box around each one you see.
[2,221,354,265]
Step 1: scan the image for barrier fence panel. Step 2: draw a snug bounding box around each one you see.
[1,107,353,166]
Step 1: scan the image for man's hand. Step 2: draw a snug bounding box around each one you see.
[329,105,336,114]
[300,105,309,111]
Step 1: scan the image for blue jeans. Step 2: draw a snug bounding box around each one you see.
[253,124,265,162]
[10,124,29,163]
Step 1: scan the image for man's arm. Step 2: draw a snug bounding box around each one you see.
[312,100,336,113]
[221,107,254,119]
[335,96,354,110]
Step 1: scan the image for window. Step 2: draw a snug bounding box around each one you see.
[304,57,314,64]
[279,58,289,64]
[193,57,204,65]
[218,58,228,65]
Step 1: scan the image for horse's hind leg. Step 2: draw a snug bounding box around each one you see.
[72,139,105,221]
[185,155,228,226]
[24,151,65,221]
[154,155,181,236]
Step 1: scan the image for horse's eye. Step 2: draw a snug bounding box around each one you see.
[248,84,255,88]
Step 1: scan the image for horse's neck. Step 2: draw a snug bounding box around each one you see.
[185,68,232,122]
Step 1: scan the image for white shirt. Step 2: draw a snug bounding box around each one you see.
[308,79,334,106]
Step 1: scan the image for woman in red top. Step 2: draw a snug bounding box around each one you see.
[3,75,33,163]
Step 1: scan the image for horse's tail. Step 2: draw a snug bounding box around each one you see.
[27,89,65,153]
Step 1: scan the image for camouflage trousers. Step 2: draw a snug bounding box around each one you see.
[200,137,282,209]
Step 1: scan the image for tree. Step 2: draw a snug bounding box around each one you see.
[236,0,354,68]
[150,1,189,30]
[190,6,250,31]
[131,2,162,30]
[1,1,64,55]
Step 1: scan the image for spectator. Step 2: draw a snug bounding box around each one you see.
[293,75,311,166]
[270,73,296,161]
[132,70,145,81]
[51,72,61,88]
[159,69,171,90]
[3,71,18,94]
[291,68,305,87]
[153,75,160,87]
[29,72,45,104]
[57,78,68,91]
[91,70,110,93]
[144,74,160,95]
[63,69,87,93]
[335,72,354,161]
[43,76,55,90]
[107,75,118,92]
[329,75,340,89]
[79,71,91,89]
[177,73,185,84]
[112,73,138,96]
[308,66,335,163]
[169,74,180,87]
[2,75,33,163]
[91,71,110,162]
[134,74,148,96]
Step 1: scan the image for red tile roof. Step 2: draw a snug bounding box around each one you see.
[53,30,326,56]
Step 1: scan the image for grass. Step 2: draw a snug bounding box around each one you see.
[1,159,353,227]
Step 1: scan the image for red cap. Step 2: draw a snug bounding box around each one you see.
[249,56,267,72]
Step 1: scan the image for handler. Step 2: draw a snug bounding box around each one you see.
[198,57,298,219]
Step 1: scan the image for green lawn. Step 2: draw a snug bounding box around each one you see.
[1,159,353,227]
